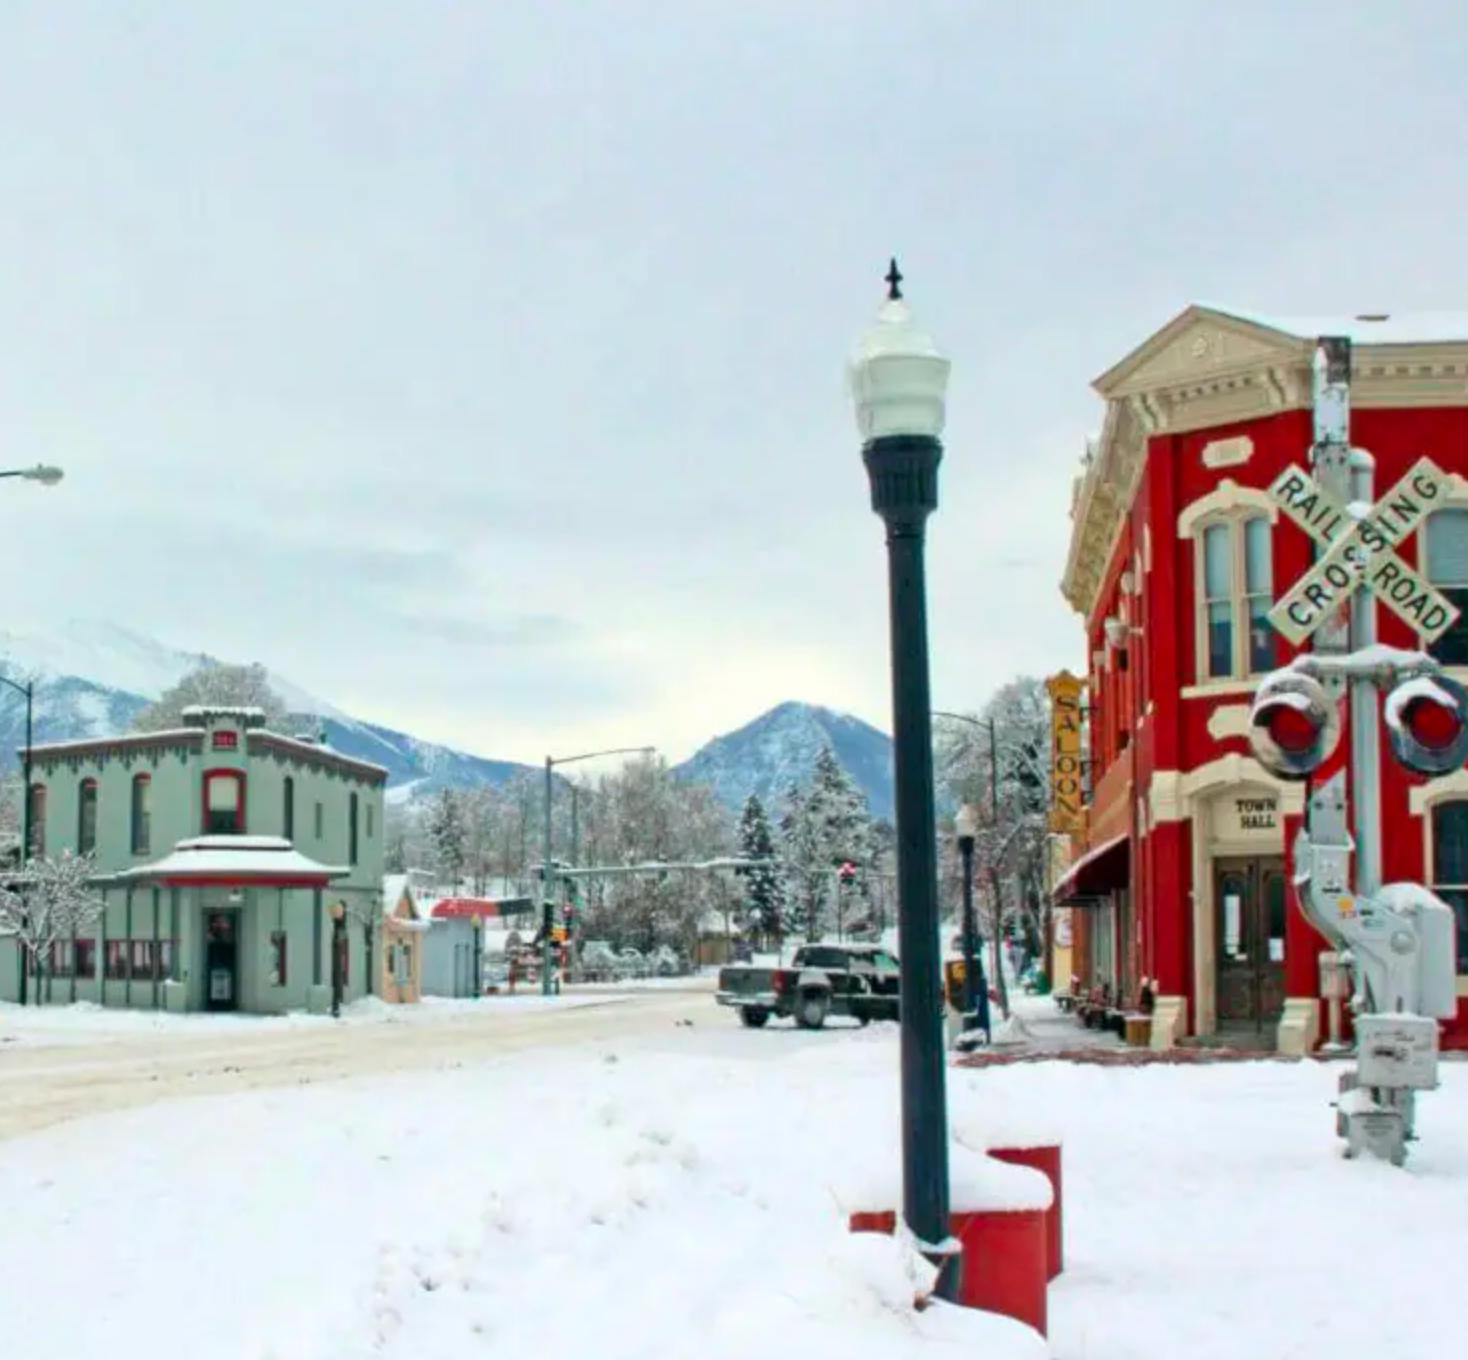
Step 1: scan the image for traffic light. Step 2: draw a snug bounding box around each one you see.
[1248,671,1341,780]
[837,861,857,884]
[1386,674,1468,776]
[541,900,554,937]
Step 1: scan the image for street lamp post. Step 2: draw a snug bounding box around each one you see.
[541,745,654,996]
[0,465,64,486]
[1,674,35,1005]
[329,901,346,1017]
[849,259,956,1300]
[935,709,1010,1022]
[953,804,989,1036]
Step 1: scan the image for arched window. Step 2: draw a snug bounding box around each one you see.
[202,770,247,835]
[1195,514,1274,680]
[348,791,359,866]
[1430,800,1468,977]
[283,776,295,841]
[77,779,99,855]
[131,774,152,856]
[27,784,46,856]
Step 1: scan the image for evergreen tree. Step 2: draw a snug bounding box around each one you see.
[427,788,467,890]
[777,782,817,939]
[736,793,782,942]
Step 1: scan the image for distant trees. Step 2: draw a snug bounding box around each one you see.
[778,745,879,942]
[934,674,1055,989]
[736,794,782,943]
[132,662,290,732]
[426,788,468,890]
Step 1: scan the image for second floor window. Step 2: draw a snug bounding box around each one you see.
[349,792,359,865]
[203,770,245,835]
[28,784,47,857]
[1198,515,1274,680]
[283,777,295,841]
[1425,508,1468,666]
[77,779,99,855]
[131,774,152,856]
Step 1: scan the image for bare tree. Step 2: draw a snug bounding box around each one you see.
[0,850,105,1005]
[132,662,291,732]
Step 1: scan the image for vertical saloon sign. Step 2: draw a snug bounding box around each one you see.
[1046,670,1086,834]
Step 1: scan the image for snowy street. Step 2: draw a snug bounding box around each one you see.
[0,989,711,1141]
[2,998,1465,1359]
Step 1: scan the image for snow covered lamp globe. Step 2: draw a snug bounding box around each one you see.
[847,258,955,1300]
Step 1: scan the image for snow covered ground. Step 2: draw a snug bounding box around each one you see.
[2,1011,1465,1359]
[0,992,624,1048]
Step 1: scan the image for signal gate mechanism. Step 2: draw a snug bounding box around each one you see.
[1247,335,1461,1168]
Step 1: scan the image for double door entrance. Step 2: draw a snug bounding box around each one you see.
[1214,857,1287,1033]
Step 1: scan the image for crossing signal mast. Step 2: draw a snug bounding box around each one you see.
[1248,337,1460,1168]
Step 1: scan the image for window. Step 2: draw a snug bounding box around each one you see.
[283,777,295,840]
[366,803,375,839]
[314,801,324,839]
[130,939,156,980]
[1196,515,1274,679]
[212,730,239,750]
[105,940,129,980]
[27,784,46,856]
[349,792,359,865]
[270,930,288,987]
[203,770,246,835]
[47,940,75,978]
[1425,508,1468,666]
[74,939,97,980]
[1431,801,1468,976]
[131,774,152,855]
[77,779,99,855]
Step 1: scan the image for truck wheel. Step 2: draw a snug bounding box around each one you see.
[739,1006,770,1029]
[796,992,829,1030]
[856,1010,872,1027]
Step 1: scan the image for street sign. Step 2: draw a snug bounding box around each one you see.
[1267,456,1460,646]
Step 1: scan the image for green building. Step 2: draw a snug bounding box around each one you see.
[1,704,387,1014]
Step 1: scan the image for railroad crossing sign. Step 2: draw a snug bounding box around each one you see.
[1267,456,1460,646]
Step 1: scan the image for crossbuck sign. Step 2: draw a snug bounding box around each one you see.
[1267,456,1461,646]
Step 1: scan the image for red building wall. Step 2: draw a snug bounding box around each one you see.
[1082,403,1468,1045]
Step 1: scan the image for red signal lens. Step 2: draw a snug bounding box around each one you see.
[1263,703,1320,755]
[1403,697,1462,752]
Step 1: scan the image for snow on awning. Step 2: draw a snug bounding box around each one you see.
[116,835,352,889]
[1050,832,1129,904]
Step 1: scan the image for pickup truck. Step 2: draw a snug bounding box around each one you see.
[715,943,901,1030]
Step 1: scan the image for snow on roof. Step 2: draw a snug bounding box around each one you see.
[382,873,412,909]
[25,727,202,760]
[181,704,267,722]
[1206,305,1468,347]
[118,835,351,884]
[249,729,389,782]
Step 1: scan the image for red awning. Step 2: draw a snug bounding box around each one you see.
[430,897,502,920]
[1051,832,1129,903]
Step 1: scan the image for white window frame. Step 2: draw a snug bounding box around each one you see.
[1426,796,1468,980]
[1192,512,1275,682]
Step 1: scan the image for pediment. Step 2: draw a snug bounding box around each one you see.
[1094,306,1306,400]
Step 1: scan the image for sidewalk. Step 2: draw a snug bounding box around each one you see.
[997,992,1125,1053]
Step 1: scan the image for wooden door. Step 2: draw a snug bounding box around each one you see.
[1214,858,1288,1031]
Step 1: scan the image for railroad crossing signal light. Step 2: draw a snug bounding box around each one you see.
[1386,674,1468,776]
[837,861,857,882]
[1248,672,1342,780]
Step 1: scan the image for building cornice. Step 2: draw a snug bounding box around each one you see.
[1060,305,1468,622]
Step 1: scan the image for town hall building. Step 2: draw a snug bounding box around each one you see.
[1056,305,1468,1053]
[2,705,387,1014]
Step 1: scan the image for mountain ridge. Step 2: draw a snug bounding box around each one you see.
[0,621,895,815]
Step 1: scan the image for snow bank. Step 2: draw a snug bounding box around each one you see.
[0,993,623,1046]
[0,1018,1051,1360]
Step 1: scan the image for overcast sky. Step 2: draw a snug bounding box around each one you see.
[1,1,1463,765]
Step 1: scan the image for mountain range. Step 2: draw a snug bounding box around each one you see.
[0,621,896,818]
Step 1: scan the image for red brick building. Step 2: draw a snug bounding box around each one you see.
[1055,305,1468,1051]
